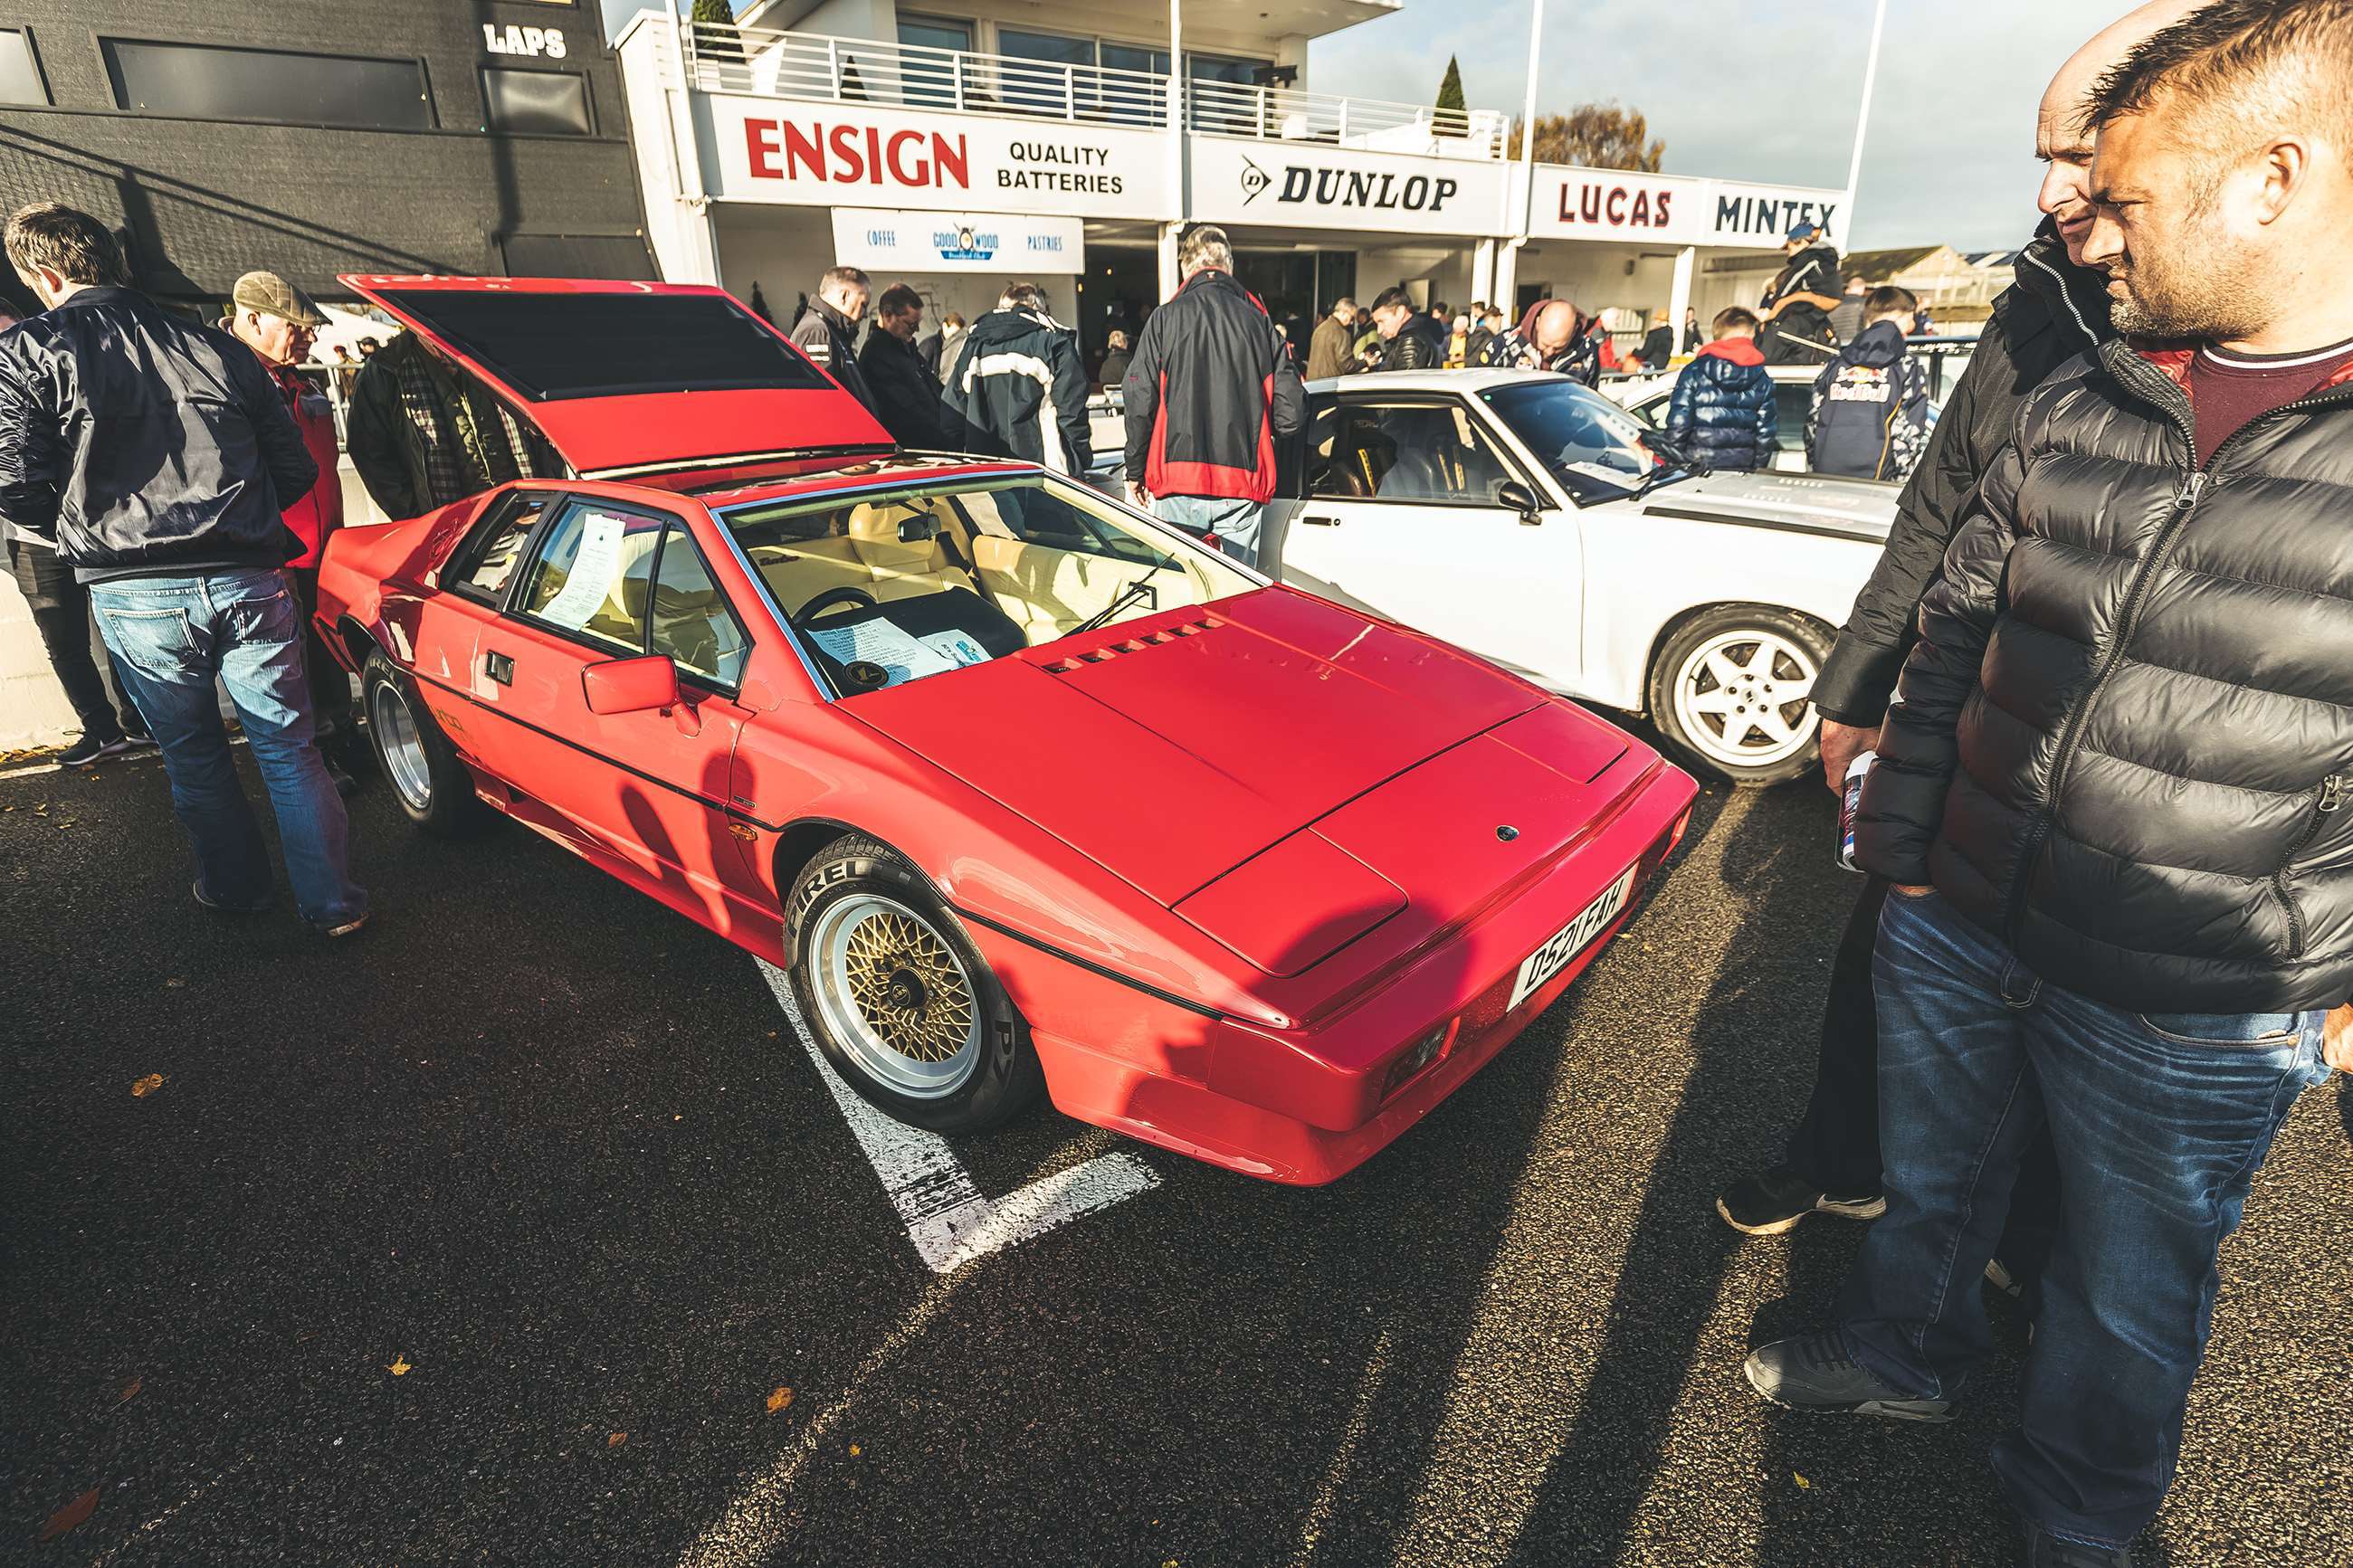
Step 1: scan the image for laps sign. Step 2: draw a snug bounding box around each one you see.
[702,95,1167,218]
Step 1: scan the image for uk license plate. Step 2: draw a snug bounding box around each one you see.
[1507,866,1637,1012]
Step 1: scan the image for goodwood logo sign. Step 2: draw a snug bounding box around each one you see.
[1239,153,1461,214]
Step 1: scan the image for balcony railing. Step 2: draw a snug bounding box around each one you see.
[681,23,1506,158]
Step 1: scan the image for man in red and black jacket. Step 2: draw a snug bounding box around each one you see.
[1121,224,1304,568]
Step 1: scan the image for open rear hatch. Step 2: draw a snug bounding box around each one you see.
[337,275,893,478]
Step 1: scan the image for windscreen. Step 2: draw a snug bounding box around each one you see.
[1480,380,1658,502]
[373,290,831,402]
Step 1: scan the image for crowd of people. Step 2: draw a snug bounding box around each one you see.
[3,3,2349,1562]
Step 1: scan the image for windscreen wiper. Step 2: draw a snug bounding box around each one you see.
[1070,577,1158,636]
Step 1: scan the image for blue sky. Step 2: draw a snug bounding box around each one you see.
[606,0,2129,252]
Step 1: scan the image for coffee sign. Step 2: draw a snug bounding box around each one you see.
[830,208,1084,274]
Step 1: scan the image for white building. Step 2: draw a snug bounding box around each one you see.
[614,2,1849,356]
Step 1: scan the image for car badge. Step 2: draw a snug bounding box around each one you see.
[1495,825,1520,841]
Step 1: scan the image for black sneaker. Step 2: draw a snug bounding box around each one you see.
[316,912,369,940]
[1717,1163,1887,1235]
[58,731,138,767]
[1743,1330,1955,1422]
[2021,1521,2134,1566]
[322,750,361,799]
[193,880,270,916]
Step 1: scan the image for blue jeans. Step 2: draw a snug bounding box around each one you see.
[89,568,366,927]
[1840,889,2329,1547]
[1152,494,1263,569]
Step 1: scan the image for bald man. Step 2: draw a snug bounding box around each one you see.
[1477,299,1602,385]
[1715,0,2205,1256]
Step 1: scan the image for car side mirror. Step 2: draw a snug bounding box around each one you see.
[1495,480,1543,524]
[583,653,683,716]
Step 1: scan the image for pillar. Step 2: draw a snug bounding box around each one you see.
[1667,244,1697,354]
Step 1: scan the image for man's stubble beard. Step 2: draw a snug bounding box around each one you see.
[2107,190,2272,342]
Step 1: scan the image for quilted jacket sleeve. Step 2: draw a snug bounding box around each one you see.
[1853,432,2028,887]
[1663,366,1698,449]
[1753,375,1778,469]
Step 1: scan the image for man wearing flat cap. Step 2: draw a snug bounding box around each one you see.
[224,271,360,794]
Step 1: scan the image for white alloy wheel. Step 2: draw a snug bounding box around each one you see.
[1670,628,1822,773]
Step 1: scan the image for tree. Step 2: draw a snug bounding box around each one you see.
[1507,102,1665,171]
[690,0,734,22]
[1434,55,1467,138]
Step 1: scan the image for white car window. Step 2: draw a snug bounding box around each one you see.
[1310,400,1514,506]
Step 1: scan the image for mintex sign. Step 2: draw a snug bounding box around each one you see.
[1533,170,1844,249]
[701,96,1166,219]
[829,208,1084,274]
[1189,136,1509,234]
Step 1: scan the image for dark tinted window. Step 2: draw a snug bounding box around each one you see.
[100,39,433,129]
[482,68,592,135]
[0,30,47,106]
[374,290,831,402]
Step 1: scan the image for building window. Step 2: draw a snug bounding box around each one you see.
[482,69,592,136]
[99,38,434,130]
[898,15,972,53]
[0,29,48,106]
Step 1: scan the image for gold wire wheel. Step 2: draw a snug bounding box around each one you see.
[807,893,986,1098]
[841,909,976,1063]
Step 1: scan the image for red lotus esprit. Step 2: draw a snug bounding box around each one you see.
[315,276,1697,1184]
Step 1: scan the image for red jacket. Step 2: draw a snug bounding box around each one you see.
[267,361,342,567]
[1122,268,1305,504]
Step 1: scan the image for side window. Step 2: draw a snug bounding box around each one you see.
[451,491,557,602]
[1316,402,1513,504]
[1776,384,1811,451]
[518,499,665,652]
[648,527,751,688]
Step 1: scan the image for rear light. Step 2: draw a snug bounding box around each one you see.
[1383,1019,1457,1100]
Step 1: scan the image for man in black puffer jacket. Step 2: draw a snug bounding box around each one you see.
[1365,287,1446,372]
[1663,307,1776,470]
[1746,8,2353,1563]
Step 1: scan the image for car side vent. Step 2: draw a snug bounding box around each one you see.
[1045,614,1221,672]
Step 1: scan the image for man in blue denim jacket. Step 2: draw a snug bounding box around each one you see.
[0,203,367,936]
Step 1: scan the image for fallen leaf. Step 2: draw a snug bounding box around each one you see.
[116,1375,142,1405]
[129,1073,165,1098]
[1793,1471,1812,1490]
[387,1355,411,1376]
[41,1488,98,1542]
[164,977,186,989]
[607,1432,627,1448]
[766,1386,794,1414]
[848,1444,861,1457]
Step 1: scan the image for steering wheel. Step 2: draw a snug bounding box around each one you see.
[793,585,879,628]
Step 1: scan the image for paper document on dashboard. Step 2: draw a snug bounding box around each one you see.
[805,619,992,687]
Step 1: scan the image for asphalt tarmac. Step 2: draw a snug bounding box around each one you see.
[5,745,2348,1567]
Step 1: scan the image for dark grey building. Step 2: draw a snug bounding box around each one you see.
[0,0,654,312]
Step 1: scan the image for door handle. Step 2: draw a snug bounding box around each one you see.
[483,651,514,686]
[1300,513,1343,527]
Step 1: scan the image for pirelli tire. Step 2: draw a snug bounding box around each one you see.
[1646,605,1833,789]
[361,651,491,838]
[786,833,1045,1134]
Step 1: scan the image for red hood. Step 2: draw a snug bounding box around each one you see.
[1698,337,1765,366]
[338,275,891,477]
[836,589,1565,906]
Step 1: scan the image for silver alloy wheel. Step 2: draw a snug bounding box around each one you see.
[1672,627,1822,772]
[370,679,433,813]
[807,893,984,1099]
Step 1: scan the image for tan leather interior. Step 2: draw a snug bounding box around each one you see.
[967,535,1197,641]
[748,498,978,615]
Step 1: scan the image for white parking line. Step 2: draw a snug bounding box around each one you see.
[758,961,1157,1272]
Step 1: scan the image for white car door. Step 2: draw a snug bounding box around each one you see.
[1274,394,1585,688]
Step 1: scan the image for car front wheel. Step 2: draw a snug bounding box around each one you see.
[1646,605,1831,788]
[787,833,1044,1134]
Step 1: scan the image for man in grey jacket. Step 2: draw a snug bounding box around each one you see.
[1745,7,2353,1563]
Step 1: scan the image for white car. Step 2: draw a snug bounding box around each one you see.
[1262,369,1898,786]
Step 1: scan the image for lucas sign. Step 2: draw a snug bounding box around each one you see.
[1534,169,1843,249]
[830,209,1084,274]
[701,95,1166,219]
